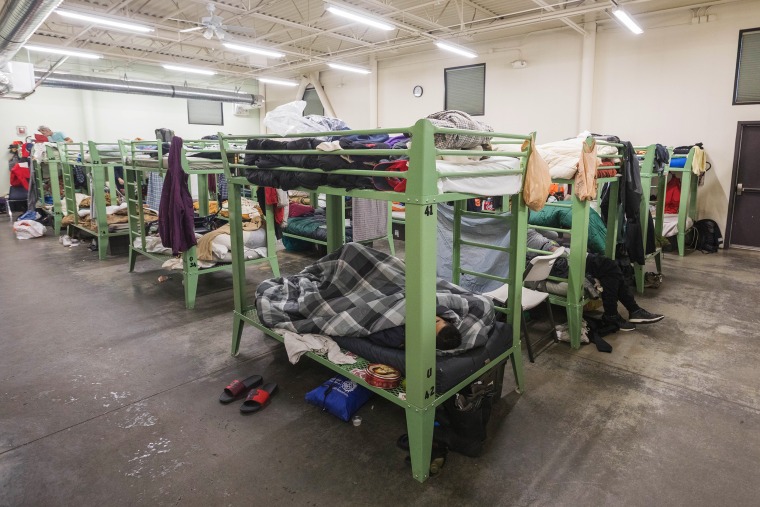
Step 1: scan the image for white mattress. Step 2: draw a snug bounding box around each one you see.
[436,156,523,196]
[662,213,693,237]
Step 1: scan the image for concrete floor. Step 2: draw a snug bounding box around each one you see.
[1,227,760,507]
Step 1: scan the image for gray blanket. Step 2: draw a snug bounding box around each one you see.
[256,243,494,355]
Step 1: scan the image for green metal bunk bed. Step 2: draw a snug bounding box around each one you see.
[218,119,532,483]
[664,147,699,257]
[58,141,127,259]
[632,144,667,293]
[524,138,624,350]
[119,139,279,310]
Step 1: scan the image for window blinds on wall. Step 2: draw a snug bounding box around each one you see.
[735,29,760,104]
[303,88,325,116]
[444,64,485,116]
[187,99,224,125]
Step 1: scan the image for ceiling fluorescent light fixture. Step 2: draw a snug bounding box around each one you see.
[435,41,477,59]
[222,43,284,58]
[328,63,371,74]
[57,9,154,33]
[612,7,643,34]
[24,45,101,59]
[258,77,299,87]
[162,64,216,76]
[325,6,394,31]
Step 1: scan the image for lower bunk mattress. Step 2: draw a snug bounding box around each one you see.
[333,321,512,393]
[662,213,693,238]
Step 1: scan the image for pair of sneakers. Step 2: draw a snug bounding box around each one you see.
[59,235,80,247]
[603,308,664,332]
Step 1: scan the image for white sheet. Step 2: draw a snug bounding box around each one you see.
[662,213,693,238]
[524,136,619,179]
[436,156,523,196]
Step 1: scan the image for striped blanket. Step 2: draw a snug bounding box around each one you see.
[255,243,494,355]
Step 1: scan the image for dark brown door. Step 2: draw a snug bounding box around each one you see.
[727,122,760,249]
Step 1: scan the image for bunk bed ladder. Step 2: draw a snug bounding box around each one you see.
[451,199,527,392]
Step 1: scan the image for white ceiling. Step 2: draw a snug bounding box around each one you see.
[14,0,736,89]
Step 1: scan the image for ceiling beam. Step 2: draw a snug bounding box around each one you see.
[530,0,587,35]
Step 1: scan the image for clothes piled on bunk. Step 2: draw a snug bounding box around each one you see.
[218,197,259,220]
[597,160,618,178]
[243,137,387,191]
[284,208,353,242]
[256,243,494,356]
[196,222,267,263]
[528,135,620,179]
[63,203,149,232]
[528,206,608,254]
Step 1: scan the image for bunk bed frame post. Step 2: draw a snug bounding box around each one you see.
[633,145,663,293]
[226,151,247,353]
[673,147,697,256]
[404,119,440,482]
[325,195,346,253]
[88,141,111,260]
[45,145,63,235]
[508,191,528,391]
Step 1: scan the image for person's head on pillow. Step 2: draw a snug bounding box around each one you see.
[435,315,462,351]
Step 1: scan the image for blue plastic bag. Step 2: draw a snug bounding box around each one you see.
[305,376,373,422]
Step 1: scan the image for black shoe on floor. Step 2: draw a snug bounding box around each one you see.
[629,308,665,323]
[602,313,636,332]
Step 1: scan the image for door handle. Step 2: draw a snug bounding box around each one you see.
[737,182,760,195]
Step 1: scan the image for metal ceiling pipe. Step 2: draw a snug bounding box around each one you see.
[34,71,263,105]
[0,0,63,68]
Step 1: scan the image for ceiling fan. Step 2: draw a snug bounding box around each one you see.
[178,2,233,40]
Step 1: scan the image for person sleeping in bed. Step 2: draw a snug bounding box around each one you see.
[362,306,462,351]
[256,243,494,355]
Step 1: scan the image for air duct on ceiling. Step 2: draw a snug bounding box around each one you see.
[34,71,263,105]
[0,0,64,95]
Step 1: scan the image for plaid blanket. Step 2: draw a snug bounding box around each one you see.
[426,110,494,150]
[256,243,494,355]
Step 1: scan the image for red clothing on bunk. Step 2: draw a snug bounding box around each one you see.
[664,176,681,214]
[10,163,30,190]
[265,187,285,224]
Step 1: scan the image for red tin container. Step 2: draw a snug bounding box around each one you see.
[365,364,402,389]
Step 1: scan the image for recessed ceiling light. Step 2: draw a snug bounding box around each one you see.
[258,77,299,87]
[325,5,394,31]
[24,45,102,59]
[327,62,371,74]
[162,64,216,76]
[612,8,644,34]
[56,9,154,33]
[435,41,477,59]
[222,43,285,58]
